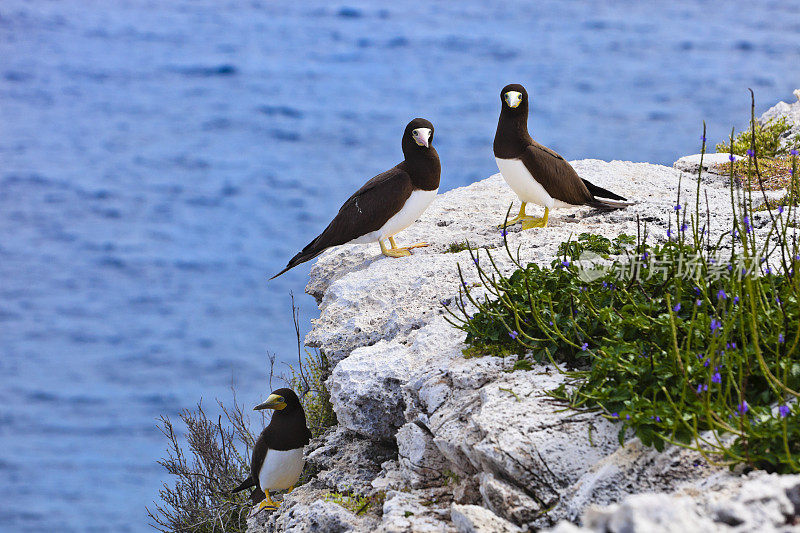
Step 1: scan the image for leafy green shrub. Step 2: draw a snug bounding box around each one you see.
[447,110,800,472]
[716,116,800,158]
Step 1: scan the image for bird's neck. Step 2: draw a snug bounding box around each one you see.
[494,109,531,159]
[403,149,441,191]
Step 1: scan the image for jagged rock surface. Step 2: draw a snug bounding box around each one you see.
[759,89,800,149]
[545,472,800,533]
[247,159,795,533]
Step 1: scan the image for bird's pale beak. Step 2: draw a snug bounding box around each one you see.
[254,394,287,411]
[414,128,431,148]
[505,91,523,108]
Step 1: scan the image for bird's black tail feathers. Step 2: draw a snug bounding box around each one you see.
[588,198,633,210]
[270,237,327,280]
[231,475,256,494]
[582,178,628,202]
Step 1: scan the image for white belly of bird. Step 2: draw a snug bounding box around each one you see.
[495,157,571,209]
[258,448,305,491]
[350,188,438,244]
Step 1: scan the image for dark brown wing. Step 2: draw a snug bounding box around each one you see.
[520,142,593,205]
[271,165,413,278]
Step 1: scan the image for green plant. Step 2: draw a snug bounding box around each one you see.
[147,397,255,532]
[323,490,380,516]
[446,94,800,473]
[716,116,800,158]
[446,240,473,253]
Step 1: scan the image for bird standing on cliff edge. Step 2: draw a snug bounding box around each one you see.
[493,84,631,229]
[232,388,311,513]
[271,118,440,279]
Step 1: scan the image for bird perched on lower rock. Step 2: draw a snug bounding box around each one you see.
[493,83,631,229]
[232,388,311,512]
[271,118,440,279]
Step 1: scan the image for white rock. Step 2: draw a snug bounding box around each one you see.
[262,500,362,533]
[379,490,455,533]
[451,504,522,533]
[673,152,743,176]
[759,89,800,149]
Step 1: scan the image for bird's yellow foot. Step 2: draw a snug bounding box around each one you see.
[382,247,412,258]
[498,215,536,228]
[255,493,280,513]
[380,238,428,258]
[498,202,533,228]
[521,217,547,229]
[520,208,549,230]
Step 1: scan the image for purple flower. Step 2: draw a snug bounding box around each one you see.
[746,149,754,158]
[581,342,589,351]
[694,286,701,295]
[779,405,790,418]
[680,223,688,232]
[733,296,739,304]
[696,299,702,306]
[738,401,749,415]
[641,251,649,260]
[729,154,736,162]
[667,229,672,238]
[654,415,661,422]
[779,333,785,344]
[717,289,727,300]
[501,229,507,237]
[791,149,799,156]
[674,204,681,211]
[712,372,721,384]
[673,303,681,312]
[743,216,752,233]
[561,260,570,267]
[704,360,710,368]
[509,330,518,340]
[710,318,722,334]
[626,414,631,420]
[696,383,708,394]
[778,205,784,214]
[732,228,738,239]
[700,135,706,143]
[611,412,618,418]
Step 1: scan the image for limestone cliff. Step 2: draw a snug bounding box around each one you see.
[248,151,800,532]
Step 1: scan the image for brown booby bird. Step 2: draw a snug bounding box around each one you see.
[271,118,440,279]
[493,84,631,229]
[232,388,311,512]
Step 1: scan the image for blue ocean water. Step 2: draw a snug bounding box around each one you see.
[1,1,799,530]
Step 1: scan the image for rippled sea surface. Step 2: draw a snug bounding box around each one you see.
[1,1,799,530]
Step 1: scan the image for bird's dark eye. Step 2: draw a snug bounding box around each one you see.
[412,130,418,136]
[278,397,285,403]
